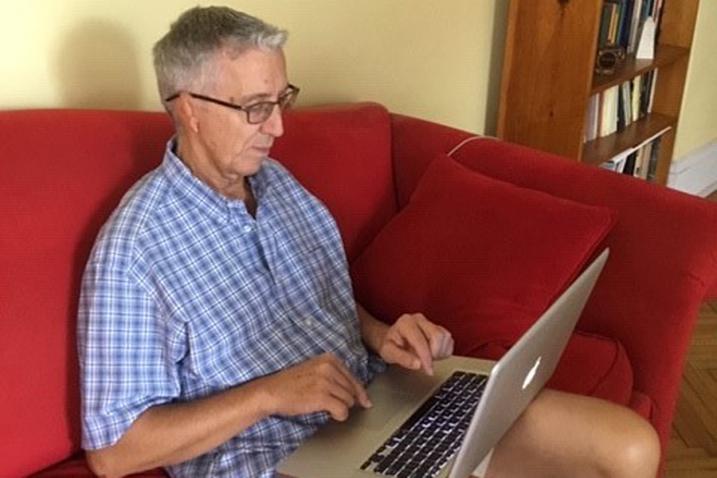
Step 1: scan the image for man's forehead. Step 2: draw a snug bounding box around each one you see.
[213,48,288,101]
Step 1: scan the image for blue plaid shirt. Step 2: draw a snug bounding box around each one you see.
[78,140,385,477]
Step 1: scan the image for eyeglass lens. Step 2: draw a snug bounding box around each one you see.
[247,88,298,124]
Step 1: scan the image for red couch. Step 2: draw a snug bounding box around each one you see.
[2,103,716,477]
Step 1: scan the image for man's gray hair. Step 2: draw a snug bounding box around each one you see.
[153,6,287,103]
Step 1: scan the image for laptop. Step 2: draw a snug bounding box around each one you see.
[278,249,609,478]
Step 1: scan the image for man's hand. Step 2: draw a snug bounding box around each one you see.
[257,353,372,421]
[378,313,454,376]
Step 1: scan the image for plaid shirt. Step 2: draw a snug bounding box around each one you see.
[78,140,384,477]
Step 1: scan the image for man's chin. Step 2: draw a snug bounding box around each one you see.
[242,153,266,177]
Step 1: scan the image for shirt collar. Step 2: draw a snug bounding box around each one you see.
[161,138,269,224]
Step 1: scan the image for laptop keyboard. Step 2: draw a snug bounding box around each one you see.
[360,371,488,478]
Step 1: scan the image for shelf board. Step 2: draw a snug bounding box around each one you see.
[582,113,676,166]
[591,44,689,95]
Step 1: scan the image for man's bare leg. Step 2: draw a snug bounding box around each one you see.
[482,389,660,478]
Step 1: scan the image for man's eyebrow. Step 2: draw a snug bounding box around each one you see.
[235,85,291,104]
[236,92,273,104]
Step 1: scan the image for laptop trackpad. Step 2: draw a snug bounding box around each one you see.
[353,390,412,432]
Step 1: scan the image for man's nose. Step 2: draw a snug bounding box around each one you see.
[260,104,284,138]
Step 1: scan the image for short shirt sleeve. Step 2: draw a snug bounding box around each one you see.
[77,242,182,450]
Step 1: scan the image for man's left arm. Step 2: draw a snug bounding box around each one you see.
[356,303,454,376]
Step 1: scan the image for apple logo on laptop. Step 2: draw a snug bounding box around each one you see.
[522,356,542,390]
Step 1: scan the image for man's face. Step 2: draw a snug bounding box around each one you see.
[181,47,289,189]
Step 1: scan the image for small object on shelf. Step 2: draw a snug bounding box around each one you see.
[595,46,626,75]
[636,16,657,59]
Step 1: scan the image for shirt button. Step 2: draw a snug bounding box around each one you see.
[242,225,253,233]
[304,317,312,327]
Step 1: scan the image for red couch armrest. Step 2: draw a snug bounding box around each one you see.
[390,114,717,455]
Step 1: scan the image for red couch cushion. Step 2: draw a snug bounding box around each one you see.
[351,153,616,352]
[0,110,172,478]
[273,103,397,262]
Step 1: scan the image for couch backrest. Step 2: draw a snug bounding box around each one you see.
[0,103,396,476]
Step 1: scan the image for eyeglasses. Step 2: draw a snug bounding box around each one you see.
[164,84,300,124]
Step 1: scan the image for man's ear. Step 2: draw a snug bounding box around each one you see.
[174,93,200,134]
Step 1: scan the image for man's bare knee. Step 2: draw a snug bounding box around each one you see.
[600,414,660,478]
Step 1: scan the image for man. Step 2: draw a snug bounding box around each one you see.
[78,6,660,478]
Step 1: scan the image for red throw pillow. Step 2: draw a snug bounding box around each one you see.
[351,153,616,355]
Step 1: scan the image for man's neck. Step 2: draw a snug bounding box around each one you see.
[175,137,252,203]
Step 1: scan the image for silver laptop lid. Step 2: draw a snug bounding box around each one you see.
[448,249,609,478]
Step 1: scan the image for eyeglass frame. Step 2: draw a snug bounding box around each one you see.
[164,84,300,124]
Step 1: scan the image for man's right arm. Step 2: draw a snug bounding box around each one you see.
[86,376,267,478]
[86,352,371,478]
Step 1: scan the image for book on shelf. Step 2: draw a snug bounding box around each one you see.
[599,85,619,137]
[598,127,668,181]
[584,69,658,144]
[584,94,599,143]
[647,68,658,111]
[646,136,660,181]
[627,0,643,53]
[631,74,641,122]
[636,16,657,59]
[599,148,632,173]
[623,151,638,175]
[597,0,666,53]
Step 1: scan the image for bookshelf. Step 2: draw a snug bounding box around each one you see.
[497,0,699,185]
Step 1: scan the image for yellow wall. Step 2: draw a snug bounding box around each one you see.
[673,0,717,159]
[0,0,711,153]
[0,0,506,135]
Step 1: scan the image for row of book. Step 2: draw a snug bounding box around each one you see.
[584,69,658,143]
[595,1,668,184]
[598,0,665,53]
[599,130,667,181]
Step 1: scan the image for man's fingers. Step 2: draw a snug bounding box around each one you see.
[445,334,455,357]
[430,331,443,358]
[322,395,350,421]
[415,316,453,359]
[415,314,441,357]
[435,326,454,358]
[383,341,422,370]
[327,355,372,408]
[325,377,356,408]
[387,331,406,349]
[398,316,434,375]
